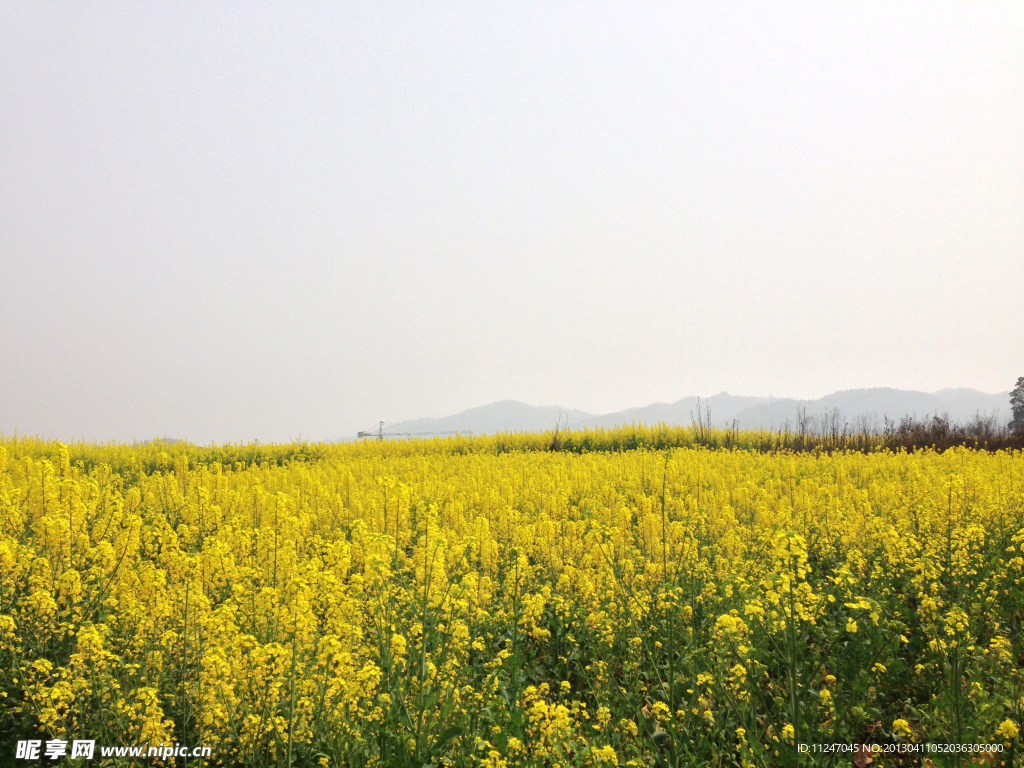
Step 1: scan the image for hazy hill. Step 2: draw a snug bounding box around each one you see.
[931,389,1013,421]
[566,392,769,430]
[384,400,592,436]
[373,388,1011,437]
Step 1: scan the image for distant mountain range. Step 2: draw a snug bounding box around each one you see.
[380,388,1012,436]
[382,401,593,436]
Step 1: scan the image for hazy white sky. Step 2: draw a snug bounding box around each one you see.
[2,2,1022,443]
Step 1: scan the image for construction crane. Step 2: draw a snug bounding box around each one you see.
[357,421,472,440]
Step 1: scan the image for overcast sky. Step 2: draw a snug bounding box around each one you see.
[2,2,1022,443]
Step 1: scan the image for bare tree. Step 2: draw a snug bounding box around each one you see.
[690,397,712,447]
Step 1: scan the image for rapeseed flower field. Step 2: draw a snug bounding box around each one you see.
[0,429,1021,766]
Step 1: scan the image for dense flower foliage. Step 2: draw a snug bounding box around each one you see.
[0,434,1022,766]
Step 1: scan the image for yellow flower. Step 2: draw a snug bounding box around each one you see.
[996,719,1019,741]
[591,745,618,766]
[892,719,913,739]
